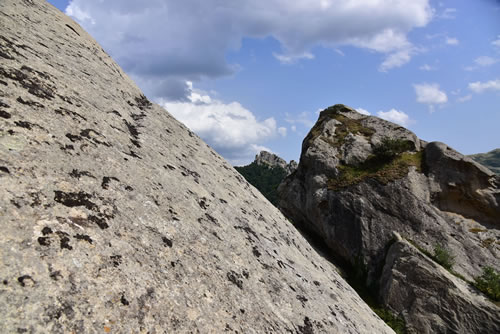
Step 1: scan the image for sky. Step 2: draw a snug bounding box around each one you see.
[47,0,500,165]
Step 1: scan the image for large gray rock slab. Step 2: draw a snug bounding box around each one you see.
[279,104,500,333]
[380,235,500,334]
[0,1,394,333]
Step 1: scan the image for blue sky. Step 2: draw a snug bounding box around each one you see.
[48,0,500,165]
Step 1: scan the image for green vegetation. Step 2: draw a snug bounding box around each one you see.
[306,105,375,147]
[372,308,407,334]
[474,266,500,302]
[234,162,287,206]
[433,244,455,270]
[469,228,488,233]
[329,150,423,190]
[469,148,500,175]
[372,138,415,161]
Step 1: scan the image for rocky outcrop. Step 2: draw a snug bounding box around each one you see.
[380,233,499,334]
[0,1,394,333]
[255,151,298,176]
[279,104,500,333]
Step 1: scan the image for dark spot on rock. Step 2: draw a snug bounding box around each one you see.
[313,281,321,286]
[0,80,7,86]
[240,309,245,314]
[0,110,11,119]
[60,144,74,151]
[198,198,208,210]
[65,24,80,36]
[164,164,176,170]
[16,96,44,107]
[296,295,308,306]
[42,226,53,235]
[101,176,119,189]
[50,271,62,281]
[297,317,314,334]
[54,191,97,210]
[134,94,152,110]
[69,169,94,179]
[0,166,10,174]
[65,133,82,142]
[242,270,249,279]
[125,185,134,191]
[110,255,122,267]
[58,234,73,250]
[125,150,141,159]
[17,275,35,287]
[74,234,93,244]
[17,328,28,333]
[38,236,50,246]
[226,271,243,289]
[88,214,109,229]
[0,100,10,108]
[108,110,122,117]
[234,225,260,242]
[121,294,130,306]
[162,236,173,248]
[252,246,262,257]
[54,107,87,122]
[14,120,34,129]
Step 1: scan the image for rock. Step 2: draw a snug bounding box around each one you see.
[380,239,500,334]
[255,151,298,175]
[0,1,393,333]
[279,104,500,333]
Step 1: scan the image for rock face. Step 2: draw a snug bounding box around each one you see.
[381,234,499,334]
[255,151,298,176]
[0,1,394,333]
[279,104,500,333]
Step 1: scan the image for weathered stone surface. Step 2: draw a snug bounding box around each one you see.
[279,104,500,333]
[380,235,500,334]
[255,151,297,175]
[0,1,394,333]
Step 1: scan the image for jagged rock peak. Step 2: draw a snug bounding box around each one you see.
[255,151,297,175]
[0,1,393,333]
[279,103,500,334]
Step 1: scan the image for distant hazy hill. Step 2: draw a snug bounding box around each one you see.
[469,149,500,174]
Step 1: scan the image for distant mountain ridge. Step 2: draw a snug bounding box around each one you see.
[469,149,500,174]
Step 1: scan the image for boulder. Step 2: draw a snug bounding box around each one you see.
[0,2,393,333]
[279,104,500,333]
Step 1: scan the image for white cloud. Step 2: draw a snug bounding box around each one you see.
[457,95,472,103]
[285,111,315,128]
[273,52,314,64]
[376,109,413,127]
[159,84,281,164]
[439,8,457,19]
[492,36,500,48]
[468,79,500,93]
[65,0,434,100]
[474,56,497,66]
[465,56,498,71]
[355,108,371,116]
[379,48,413,72]
[445,37,459,45]
[291,125,297,132]
[278,127,287,137]
[414,83,448,105]
[419,64,436,71]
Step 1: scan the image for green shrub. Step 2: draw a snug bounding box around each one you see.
[372,307,407,334]
[474,266,500,301]
[433,244,455,270]
[373,138,415,161]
